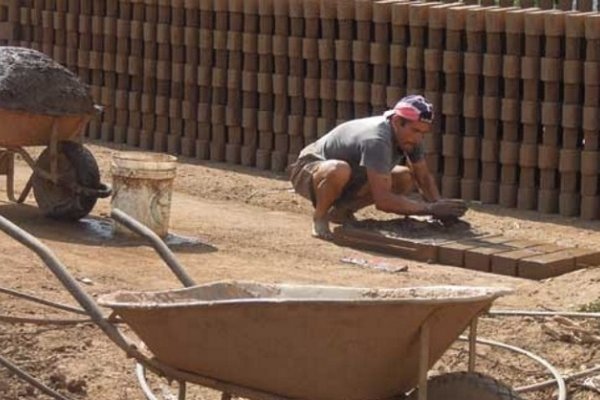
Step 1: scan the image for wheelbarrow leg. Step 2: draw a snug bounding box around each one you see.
[418,321,430,400]
[178,381,186,400]
[16,176,34,203]
[221,392,232,400]
[4,151,15,202]
[468,317,478,372]
[50,120,59,183]
[4,150,34,203]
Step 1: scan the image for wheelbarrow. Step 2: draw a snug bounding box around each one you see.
[0,46,111,220]
[0,209,522,400]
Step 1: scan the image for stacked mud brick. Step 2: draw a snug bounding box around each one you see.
[0,0,13,45]
[5,0,600,220]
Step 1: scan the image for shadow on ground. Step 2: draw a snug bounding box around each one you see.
[0,202,218,255]
[468,202,600,233]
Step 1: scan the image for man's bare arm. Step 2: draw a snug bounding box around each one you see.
[410,159,441,202]
[367,169,429,215]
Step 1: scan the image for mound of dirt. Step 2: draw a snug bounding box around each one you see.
[0,47,95,116]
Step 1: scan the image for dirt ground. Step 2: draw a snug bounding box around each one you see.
[0,141,599,400]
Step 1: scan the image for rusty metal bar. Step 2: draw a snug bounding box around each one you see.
[0,286,86,315]
[468,317,478,372]
[16,175,33,203]
[418,320,430,400]
[0,353,73,400]
[221,392,232,400]
[12,147,37,169]
[111,209,196,288]
[178,381,187,400]
[49,121,59,183]
[5,151,15,202]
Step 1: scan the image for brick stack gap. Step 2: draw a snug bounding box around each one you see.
[448,4,480,201]
[316,0,336,138]
[371,0,391,117]
[3,0,17,46]
[238,0,259,167]
[223,0,244,165]
[439,1,465,200]
[277,0,301,171]
[92,0,110,143]
[494,7,519,208]
[581,14,600,220]
[559,11,587,217]
[352,0,372,119]
[266,0,286,168]
[293,0,318,169]
[406,3,430,98]
[207,0,227,162]
[421,3,449,187]
[313,0,333,137]
[509,8,538,211]
[140,0,158,151]
[389,1,410,108]
[180,0,199,157]
[538,10,563,214]
[335,0,354,126]
[485,6,515,209]
[112,0,129,146]
[195,0,213,160]
[468,6,498,204]
[126,1,145,149]
[165,0,186,155]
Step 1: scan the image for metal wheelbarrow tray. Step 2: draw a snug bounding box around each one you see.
[99,282,509,400]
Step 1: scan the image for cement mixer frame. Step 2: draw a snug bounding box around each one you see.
[0,107,111,219]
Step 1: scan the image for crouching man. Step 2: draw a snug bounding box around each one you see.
[289,95,467,240]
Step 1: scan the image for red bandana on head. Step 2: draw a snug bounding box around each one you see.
[385,95,434,123]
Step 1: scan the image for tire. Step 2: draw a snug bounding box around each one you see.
[406,372,523,400]
[32,141,101,220]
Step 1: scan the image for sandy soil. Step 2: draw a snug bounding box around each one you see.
[0,141,598,400]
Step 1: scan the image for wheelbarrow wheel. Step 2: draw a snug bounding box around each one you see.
[406,372,523,400]
[32,141,101,220]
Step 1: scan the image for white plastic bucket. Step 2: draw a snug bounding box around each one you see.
[111,152,177,238]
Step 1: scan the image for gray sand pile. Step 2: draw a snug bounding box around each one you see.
[0,47,95,116]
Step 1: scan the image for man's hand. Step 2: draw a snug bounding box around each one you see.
[426,199,467,219]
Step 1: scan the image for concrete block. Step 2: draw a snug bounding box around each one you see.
[464,236,518,272]
[491,242,551,276]
[518,250,576,280]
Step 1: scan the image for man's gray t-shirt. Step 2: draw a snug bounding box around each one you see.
[299,115,424,193]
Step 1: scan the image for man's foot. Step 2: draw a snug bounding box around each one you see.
[312,218,333,240]
[327,207,357,224]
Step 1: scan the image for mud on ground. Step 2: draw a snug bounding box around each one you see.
[0,141,598,400]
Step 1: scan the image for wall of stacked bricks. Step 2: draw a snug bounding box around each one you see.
[3,0,599,220]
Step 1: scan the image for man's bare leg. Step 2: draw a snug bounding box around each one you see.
[311,160,352,239]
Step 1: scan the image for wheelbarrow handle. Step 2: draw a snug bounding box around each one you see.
[0,214,112,330]
[111,208,197,288]
[0,214,196,382]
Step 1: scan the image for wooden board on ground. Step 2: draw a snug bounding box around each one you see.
[333,218,600,280]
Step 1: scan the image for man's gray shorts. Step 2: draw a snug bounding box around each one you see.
[288,155,322,207]
[288,155,366,208]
